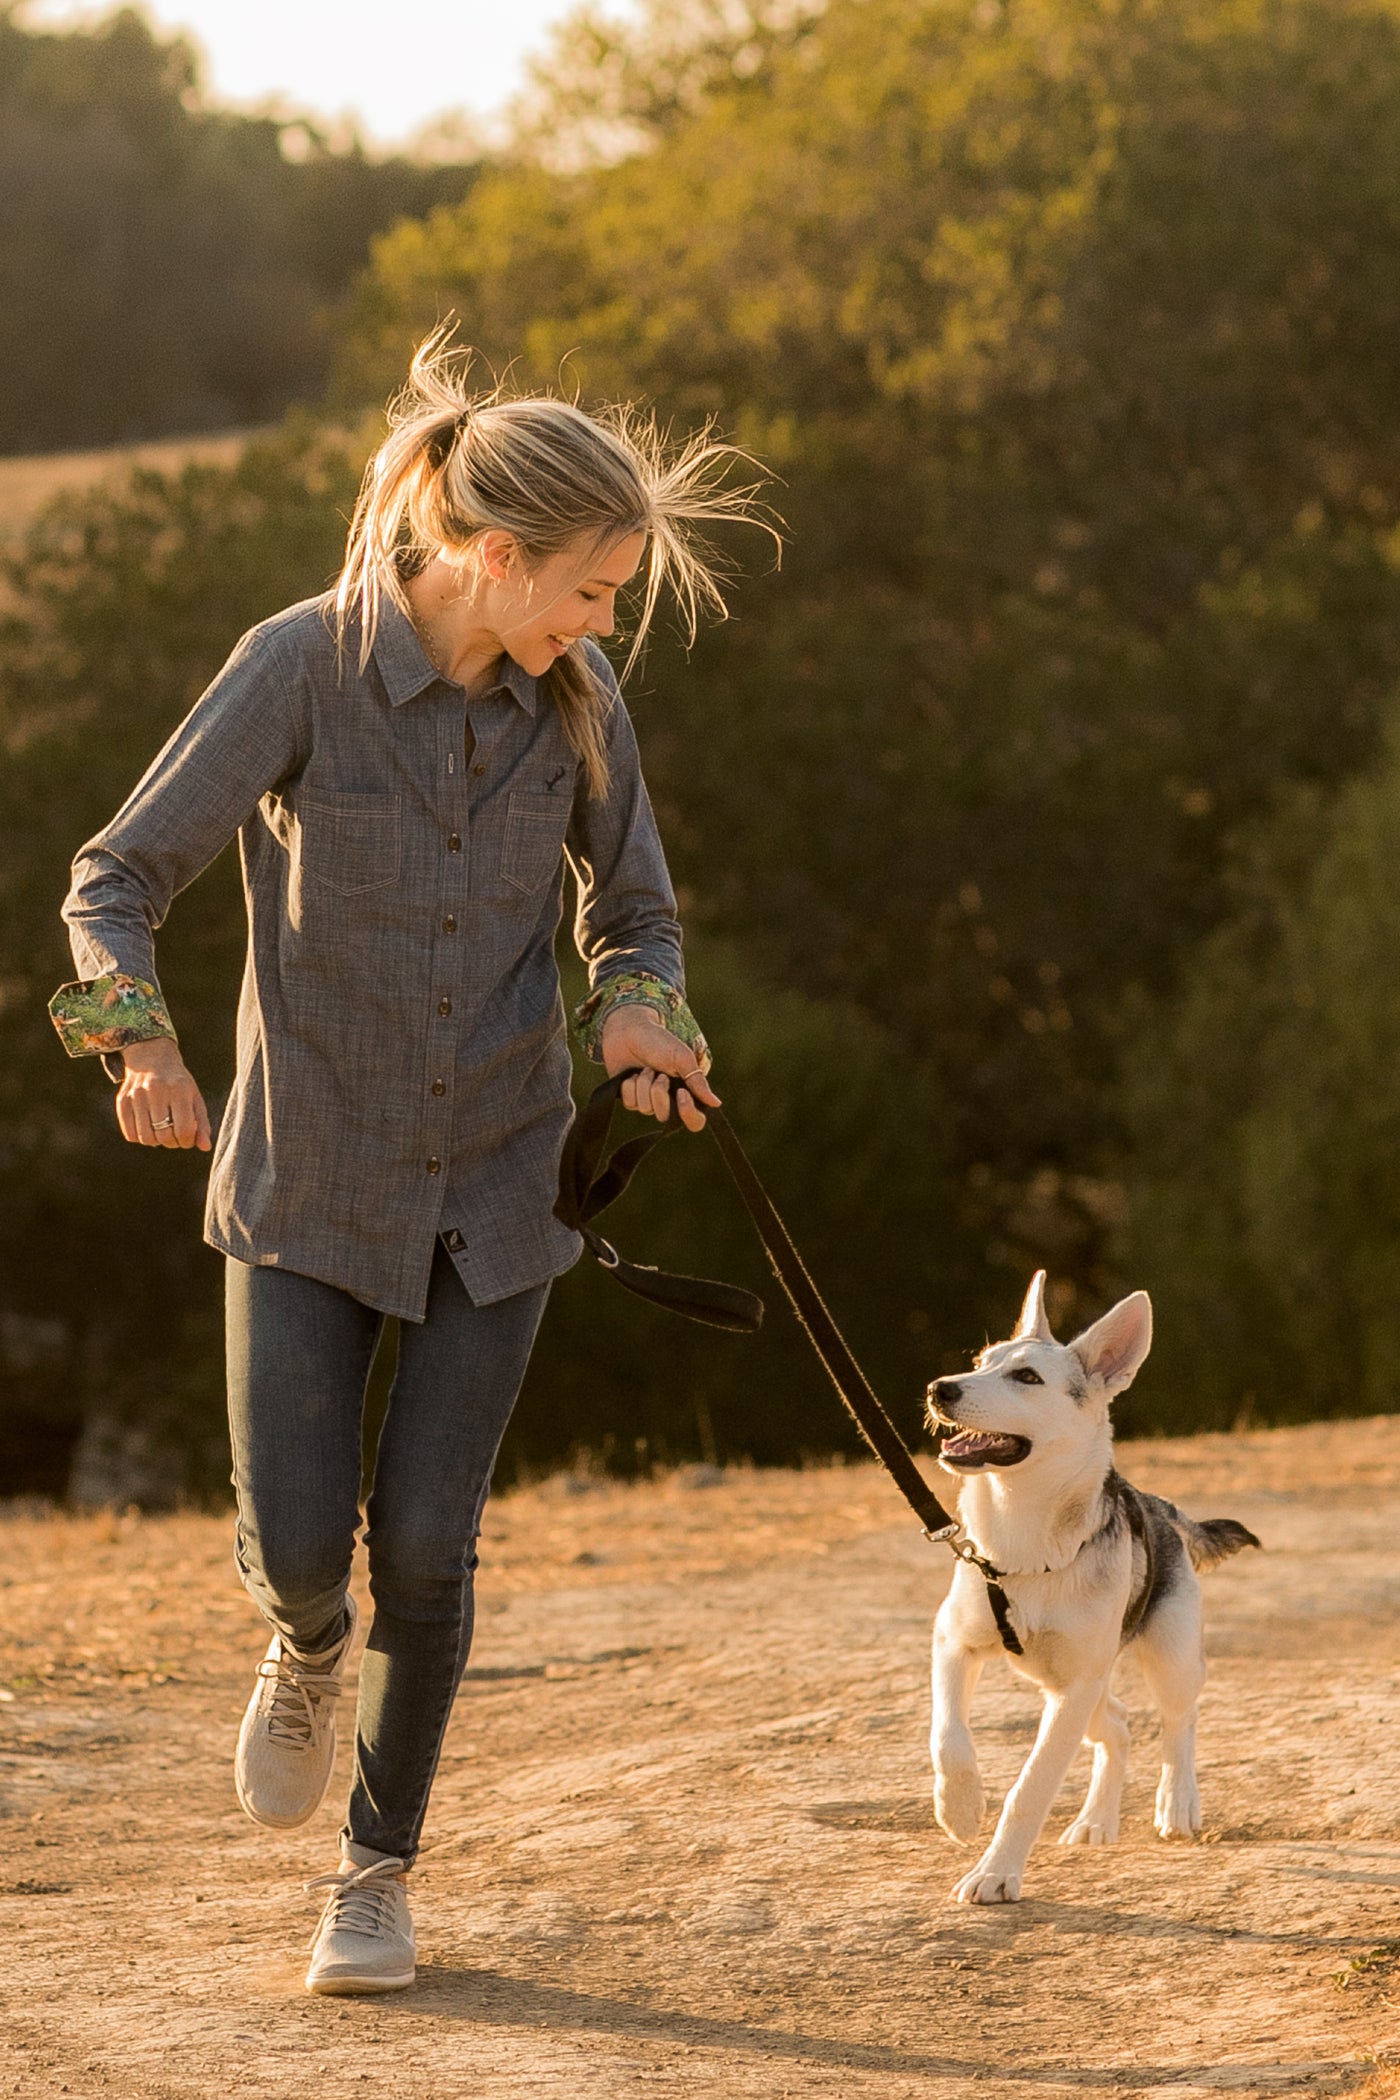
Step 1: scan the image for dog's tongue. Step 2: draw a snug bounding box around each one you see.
[940,1428,1030,1468]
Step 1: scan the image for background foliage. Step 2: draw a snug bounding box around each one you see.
[0,4,478,451]
[7,0,1400,1497]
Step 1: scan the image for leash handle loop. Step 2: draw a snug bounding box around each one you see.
[557,1069,956,1538]
[554,1071,765,1334]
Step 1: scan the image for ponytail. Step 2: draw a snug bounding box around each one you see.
[334,326,778,798]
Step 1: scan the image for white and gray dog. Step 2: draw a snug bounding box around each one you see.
[925,1271,1259,1905]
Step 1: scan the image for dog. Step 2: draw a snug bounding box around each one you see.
[925,1271,1259,1904]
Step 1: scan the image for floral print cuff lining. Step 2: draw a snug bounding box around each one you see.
[48,973,177,1060]
[573,970,712,1073]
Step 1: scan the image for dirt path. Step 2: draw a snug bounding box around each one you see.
[2,1418,1399,2098]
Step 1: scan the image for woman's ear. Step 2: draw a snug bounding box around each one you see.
[1070,1292,1153,1398]
[476,529,520,584]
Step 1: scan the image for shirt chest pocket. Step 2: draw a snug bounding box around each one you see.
[298,790,403,895]
[501,790,571,896]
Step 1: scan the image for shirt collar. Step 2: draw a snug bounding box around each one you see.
[371,594,538,717]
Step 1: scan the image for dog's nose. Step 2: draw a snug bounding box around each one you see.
[929,1377,962,1404]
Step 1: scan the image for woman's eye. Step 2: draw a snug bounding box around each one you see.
[1011,1367,1043,1385]
[579,590,601,604]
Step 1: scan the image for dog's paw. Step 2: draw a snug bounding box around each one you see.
[1154,1771,1201,1840]
[1058,1815,1118,1847]
[951,1860,1021,1904]
[934,1766,985,1845]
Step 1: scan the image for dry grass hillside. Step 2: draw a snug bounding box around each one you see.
[0,430,260,547]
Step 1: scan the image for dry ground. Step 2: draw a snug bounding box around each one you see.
[2,1417,1400,2098]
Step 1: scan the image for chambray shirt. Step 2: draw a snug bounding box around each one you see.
[61,593,686,1319]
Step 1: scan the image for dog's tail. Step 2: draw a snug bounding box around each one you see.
[1160,1502,1261,1570]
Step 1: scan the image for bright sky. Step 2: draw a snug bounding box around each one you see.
[21,0,617,147]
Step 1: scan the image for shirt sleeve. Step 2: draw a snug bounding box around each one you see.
[564,657,708,1067]
[50,622,305,1069]
[572,969,712,1071]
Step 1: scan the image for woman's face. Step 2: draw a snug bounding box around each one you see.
[490,530,647,678]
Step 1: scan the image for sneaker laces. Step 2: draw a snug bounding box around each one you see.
[258,1647,344,1750]
[306,1857,407,1944]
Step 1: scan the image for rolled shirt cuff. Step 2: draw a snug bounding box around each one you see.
[573,969,711,1072]
[48,973,176,1060]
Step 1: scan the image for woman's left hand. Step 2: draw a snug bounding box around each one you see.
[600,1008,721,1133]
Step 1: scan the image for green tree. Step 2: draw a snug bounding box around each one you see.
[1122,706,1400,1429]
[337,0,1400,1318]
[0,432,972,1499]
[0,423,361,1495]
[0,4,480,451]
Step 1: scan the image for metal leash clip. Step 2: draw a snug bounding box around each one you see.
[922,1523,962,1548]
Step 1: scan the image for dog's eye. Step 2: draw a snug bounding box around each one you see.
[1009,1367,1044,1385]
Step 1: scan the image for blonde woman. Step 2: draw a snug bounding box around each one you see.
[49,334,771,1994]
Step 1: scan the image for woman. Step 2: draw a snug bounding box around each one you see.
[49,332,770,1995]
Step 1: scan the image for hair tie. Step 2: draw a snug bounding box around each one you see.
[425,412,467,471]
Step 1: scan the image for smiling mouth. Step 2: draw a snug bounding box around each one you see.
[938,1428,1033,1470]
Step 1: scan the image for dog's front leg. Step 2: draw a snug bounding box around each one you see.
[951,1673,1107,1904]
[930,1603,988,1843]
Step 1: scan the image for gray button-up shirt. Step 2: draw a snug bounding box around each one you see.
[61,593,686,1318]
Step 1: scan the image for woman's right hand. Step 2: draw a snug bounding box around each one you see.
[117,1037,212,1151]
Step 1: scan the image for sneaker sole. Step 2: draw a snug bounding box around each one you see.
[305,1967,416,1996]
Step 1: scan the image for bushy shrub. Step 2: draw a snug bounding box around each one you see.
[0,429,975,1499]
[340,0,1400,1297]
[1121,714,1400,1428]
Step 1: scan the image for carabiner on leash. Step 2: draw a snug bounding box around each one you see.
[923,1522,962,1549]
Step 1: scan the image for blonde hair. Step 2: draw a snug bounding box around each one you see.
[334,327,777,798]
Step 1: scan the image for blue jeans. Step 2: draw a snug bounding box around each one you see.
[225,1239,548,1863]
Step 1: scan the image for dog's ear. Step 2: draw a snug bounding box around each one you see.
[1070,1292,1153,1397]
[1015,1269,1054,1343]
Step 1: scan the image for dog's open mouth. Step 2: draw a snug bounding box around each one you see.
[938,1428,1032,1470]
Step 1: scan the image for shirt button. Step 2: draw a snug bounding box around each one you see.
[426,1156,442,1174]
[473,763,486,777]
[431,1078,446,1097]
[441,914,457,933]
[447,832,462,852]
[438,997,453,1017]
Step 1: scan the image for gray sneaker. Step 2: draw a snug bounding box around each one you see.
[305,1845,416,1996]
[233,1595,357,1830]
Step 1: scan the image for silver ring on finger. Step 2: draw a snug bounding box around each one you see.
[151,1113,175,1130]
[680,1069,706,1090]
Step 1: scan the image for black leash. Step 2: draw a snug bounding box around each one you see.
[554,1070,959,1544]
[555,1071,1161,1660]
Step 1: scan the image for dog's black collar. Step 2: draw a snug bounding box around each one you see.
[957,1472,1154,1659]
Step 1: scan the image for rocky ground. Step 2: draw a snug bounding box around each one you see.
[2,1416,1399,2098]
